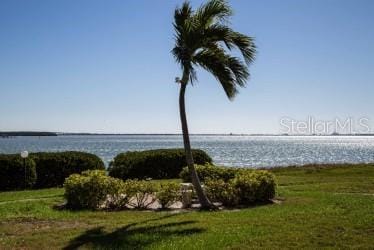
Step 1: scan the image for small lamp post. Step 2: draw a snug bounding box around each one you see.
[20,151,29,189]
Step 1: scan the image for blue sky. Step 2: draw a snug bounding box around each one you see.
[0,0,373,134]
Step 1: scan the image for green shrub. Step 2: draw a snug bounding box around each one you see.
[180,164,238,182]
[233,171,276,204]
[203,169,276,206]
[105,180,133,210]
[157,182,181,209]
[205,178,239,207]
[108,149,212,180]
[125,180,158,209]
[31,151,105,188]
[64,170,124,209]
[0,154,37,191]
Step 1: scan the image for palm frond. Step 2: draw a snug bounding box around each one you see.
[174,1,193,31]
[227,56,249,87]
[172,0,256,95]
[202,25,256,65]
[230,32,256,64]
[193,47,238,99]
[195,0,232,27]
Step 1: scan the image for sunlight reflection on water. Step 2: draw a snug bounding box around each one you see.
[1,135,374,168]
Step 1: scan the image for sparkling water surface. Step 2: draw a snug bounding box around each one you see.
[1,135,374,168]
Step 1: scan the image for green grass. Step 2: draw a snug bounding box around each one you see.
[0,164,373,249]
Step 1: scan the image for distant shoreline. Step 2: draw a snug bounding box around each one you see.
[1,132,374,137]
[0,132,57,137]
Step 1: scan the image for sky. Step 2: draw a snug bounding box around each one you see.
[0,0,373,134]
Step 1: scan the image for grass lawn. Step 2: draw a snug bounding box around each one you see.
[0,164,373,249]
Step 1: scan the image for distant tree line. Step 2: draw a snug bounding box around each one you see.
[0,132,57,137]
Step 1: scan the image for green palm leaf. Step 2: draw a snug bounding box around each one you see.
[172,0,256,99]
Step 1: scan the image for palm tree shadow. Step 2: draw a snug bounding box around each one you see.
[63,214,204,249]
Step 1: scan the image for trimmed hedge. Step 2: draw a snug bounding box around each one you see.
[180,164,238,182]
[108,149,212,180]
[31,151,105,188]
[0,154,37,191]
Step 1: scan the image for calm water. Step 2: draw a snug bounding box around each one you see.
[1,135,374,168]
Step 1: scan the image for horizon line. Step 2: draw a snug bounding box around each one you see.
[1,131,374,136]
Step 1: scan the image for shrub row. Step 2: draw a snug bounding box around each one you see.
[108,148,212,180]
[1,149,211,190]
[0,151,105,190]
[31,151,105,188]
[64,170,181,210]
[0,155,37,191]
[64,168,276,210]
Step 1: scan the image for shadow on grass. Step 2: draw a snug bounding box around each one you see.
[63,214,205,249]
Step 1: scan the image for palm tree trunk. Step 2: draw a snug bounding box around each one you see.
[179,80,214,209]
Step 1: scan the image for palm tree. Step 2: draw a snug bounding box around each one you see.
[172,0,256,209]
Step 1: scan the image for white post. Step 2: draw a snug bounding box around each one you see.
[20,151,29,189]
[180,183,193,208]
